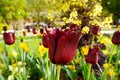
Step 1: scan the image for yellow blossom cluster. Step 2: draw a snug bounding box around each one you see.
[100,37,112,44]
[81,26,89,34]
[70,8,78,20]
[12,50,18,58]
[89,3,102,17]
[45,0,113,30]
[81,45,89,55]
[8,61,26,78]
[47,12,54,21]
[102,14,113,29]
[103,63,116,76]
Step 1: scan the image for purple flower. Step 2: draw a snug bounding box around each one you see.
[42,24,82,65]
[86,46,99,64]
[91,26,100,35]
[112,31,120,44]
[3,31,15,45]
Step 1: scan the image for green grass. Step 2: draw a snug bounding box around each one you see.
[0,36,42,54]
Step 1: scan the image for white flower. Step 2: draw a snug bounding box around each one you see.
[20,67,24,72]
[9,65,13,71]
[17,61,22,66]
[8,75,14,80]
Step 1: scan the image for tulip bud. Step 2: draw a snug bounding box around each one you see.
[86,46,99,64]
[40,28,44,34]
[26,26,31,32]
[112,31,120,44]
[3,26,7,31]
[91,26,100,35]
[70,24,78,31]
[23,31,26,36]
[32,28,37,34]
[3,30,15,45]
[48,23,52,28]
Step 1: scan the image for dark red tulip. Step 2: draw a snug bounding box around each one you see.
[70,24,79,31]
[91,26,100,35]
[42,25,82,65]
[48,23,52,28]
[112,31,120,44]
[86,46,99,64]
[26,26,31,32]
[3,26,7,31]
[23,31,26,36]
[40,28,44,34]
[32,28,37,34]
[3,31,15,45]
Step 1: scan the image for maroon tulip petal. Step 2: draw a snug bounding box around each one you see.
[48,36,56,63]
[42,33,49,48]
[40,28,44,34]
[70,24,79,31]
[56,28,65,39]
[45,27,57,39]
[55,32,82,64]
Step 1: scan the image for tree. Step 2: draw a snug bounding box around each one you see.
[0,0,28,29]
[26,0,50,23]
[102,0,120,24]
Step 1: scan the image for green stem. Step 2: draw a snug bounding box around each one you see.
[115,45,120,74]
[87,64,92,80]
[102,45,116,80]
[91,35,95,47]
[46,52,50,80]
[96,63,103,74]
[56,65,61,80]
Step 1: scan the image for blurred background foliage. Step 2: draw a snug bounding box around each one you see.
[0,0,120,29]
[101,0,120,25]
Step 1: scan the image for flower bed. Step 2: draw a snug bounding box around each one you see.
[0,24,120,80]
